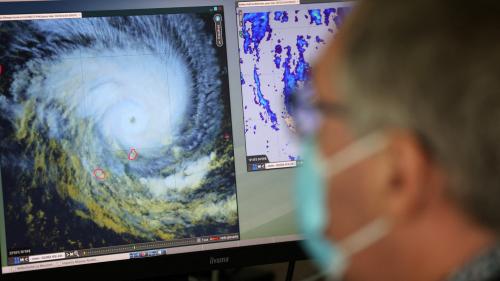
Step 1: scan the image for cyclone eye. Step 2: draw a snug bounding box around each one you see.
[78,52,190,158]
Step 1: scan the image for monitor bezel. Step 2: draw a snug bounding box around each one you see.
[0,0,309,278]
[1,242,307,280]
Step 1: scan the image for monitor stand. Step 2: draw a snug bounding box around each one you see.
[285,260,296,281]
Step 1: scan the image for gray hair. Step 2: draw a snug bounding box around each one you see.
[336,0,500,231]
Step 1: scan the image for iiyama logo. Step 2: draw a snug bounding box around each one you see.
[209,256,229,265]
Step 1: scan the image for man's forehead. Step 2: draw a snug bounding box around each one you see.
[313,35,344,103]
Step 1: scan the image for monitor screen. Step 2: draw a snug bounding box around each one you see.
[0,0,353,275]
[237,1,354,172]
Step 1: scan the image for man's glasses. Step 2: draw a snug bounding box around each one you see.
[288,83,348,138]
[289,83,436,158]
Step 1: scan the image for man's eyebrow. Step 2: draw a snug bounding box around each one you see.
[313,101,349,116]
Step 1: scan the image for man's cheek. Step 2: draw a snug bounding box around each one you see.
[326,172,369,240]
[325,178,356,239]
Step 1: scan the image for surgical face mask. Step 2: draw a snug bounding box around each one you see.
[295,132,391,280]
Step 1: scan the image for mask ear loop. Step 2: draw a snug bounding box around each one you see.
[322,131,389,180]
[321,131,391,260]
[300,132,390,281]
[338,218,391,258]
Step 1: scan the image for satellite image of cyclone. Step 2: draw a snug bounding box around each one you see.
[0,14,238,254]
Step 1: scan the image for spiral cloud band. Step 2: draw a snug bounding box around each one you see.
[0,13,238,252]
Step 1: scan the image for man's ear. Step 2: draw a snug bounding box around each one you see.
[384,131,444,222]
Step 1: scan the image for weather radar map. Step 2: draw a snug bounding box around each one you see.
[237,2,353,172]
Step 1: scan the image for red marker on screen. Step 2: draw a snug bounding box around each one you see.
[93,168,106,180]
[128,148,138,161]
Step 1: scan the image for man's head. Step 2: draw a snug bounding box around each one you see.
[313,0,500,280]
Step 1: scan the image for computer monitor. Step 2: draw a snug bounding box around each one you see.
[0,0,353,279]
